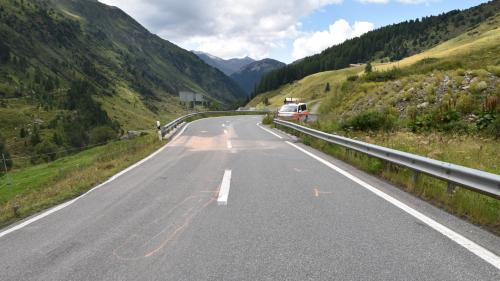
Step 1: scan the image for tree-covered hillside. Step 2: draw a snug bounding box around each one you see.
[254,0,500,96]
[0,0,245,167]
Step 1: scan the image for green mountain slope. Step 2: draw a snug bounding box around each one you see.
[230,58,285,96]
[0,0,245,167]
[254,0,500,96]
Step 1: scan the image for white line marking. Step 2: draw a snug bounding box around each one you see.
[0,123,193,239]
[257,123,283,139]
[217,170,232,206]
[286,141,500,270]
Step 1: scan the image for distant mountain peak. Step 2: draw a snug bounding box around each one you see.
[193,51,255,76]
[230,58,285,96]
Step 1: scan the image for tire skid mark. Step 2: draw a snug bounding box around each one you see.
[113,193,215,260]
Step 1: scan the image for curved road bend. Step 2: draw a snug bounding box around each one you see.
[0,115,499,280]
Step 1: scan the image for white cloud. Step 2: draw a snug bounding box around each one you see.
[99,0,343,60]
[292,19,374,60]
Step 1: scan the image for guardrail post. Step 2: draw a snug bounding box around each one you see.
[385,162,392,174]
[447,182,456,195]
[411,171,419,187]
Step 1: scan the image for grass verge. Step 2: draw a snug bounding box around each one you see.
[0,112,266,228]
[0,133,163,228]
[274,123,500,235]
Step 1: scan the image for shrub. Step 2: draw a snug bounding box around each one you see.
[33,140,59,163]
[19,127,27,138]
[406,105,418,120]
[456,68,466,76]
[30,126,41,146]
[486,65,500,77]
[470,81,488,95]
[343,110,396,131]
[456,94,474,114]
[365,62,373,73]
[485,115,500,138]
[263,97,270,106]
[364,68,402,82]
[472,69,490,78]
[89,126,116,145]
[347,75,358,82]
[262,113,275,125]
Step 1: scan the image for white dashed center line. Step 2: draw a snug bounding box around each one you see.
[217,170,232,206]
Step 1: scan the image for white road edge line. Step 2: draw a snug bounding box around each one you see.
[0,122,193,239]
[257,123,283,139]
[217,170,232,206]
[286,141,500,270]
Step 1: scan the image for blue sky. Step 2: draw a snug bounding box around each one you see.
[100,0,489,63]
[303,0,487,31]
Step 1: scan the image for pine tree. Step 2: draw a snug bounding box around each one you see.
[365,62,373,74]
[20,128,27,138]
[30,126,41,146]
[263,97,270,106]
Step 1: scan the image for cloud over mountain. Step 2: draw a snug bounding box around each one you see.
[292,19,374,60]
[99,0,343,59]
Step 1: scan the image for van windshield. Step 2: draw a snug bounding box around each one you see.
[280,105,298,112]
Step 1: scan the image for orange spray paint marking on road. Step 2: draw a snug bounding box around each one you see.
[314,188,332,197]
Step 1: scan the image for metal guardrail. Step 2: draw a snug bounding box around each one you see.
[161,110,269,137]
[274,119,500,199]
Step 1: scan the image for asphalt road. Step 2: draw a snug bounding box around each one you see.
[0,115,499,281]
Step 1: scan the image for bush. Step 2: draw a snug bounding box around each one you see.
[470,81,488,94]
[325,82,331,92]
[486,65,500,77]
[476,112,495,130]
[485,115,500,138]
[364,68,402,82]
[347,75,359,82]
[406,105,418,120]
[262,113,275,125]
[343,110,396,131]
[89,126,116,145]
[33,140,59,163]
[456,94,474,114]
[365,62,373,73]
[30,126,42,146]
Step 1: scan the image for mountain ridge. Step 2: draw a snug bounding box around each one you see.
[230,58,285,96]
[193,51,255,76]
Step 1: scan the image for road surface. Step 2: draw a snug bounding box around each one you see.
[0,115,499,280]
